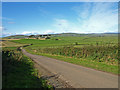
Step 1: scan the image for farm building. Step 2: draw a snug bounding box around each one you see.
[28,34,51,40]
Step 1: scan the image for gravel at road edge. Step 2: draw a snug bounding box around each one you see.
[33,59,73,88]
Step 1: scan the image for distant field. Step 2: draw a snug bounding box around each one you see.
[12,35,118,47]
[1,40,28,47]
[11,35,118,74]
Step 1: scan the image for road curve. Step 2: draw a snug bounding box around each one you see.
[22,49,118,88]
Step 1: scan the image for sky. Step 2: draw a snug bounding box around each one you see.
[1,2,118,37]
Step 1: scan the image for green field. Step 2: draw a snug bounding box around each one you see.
[11,34,118,74]
[12,35,118,47]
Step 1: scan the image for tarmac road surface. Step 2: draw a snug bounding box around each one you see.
[22,49,118,88]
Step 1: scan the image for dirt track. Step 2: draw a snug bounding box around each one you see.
[22,49,118,88]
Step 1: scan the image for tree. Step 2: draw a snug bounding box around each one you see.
[28,35,35,38]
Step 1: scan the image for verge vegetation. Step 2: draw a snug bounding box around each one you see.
[11,35,118,74]
[2,47,52,88]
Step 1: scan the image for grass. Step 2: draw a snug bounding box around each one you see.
[10,35,118,74]
[12,36,118,48]
[25,49,118,75]
[2,40,28,47]
[2,47,53,88]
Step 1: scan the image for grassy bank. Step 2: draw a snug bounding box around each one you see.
[2,40,27,47]
[25,48,118,75]
[2,47,52,88]
[26,45,118,65]
[11,35,118,75]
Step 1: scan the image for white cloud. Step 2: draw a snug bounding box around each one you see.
[2,0,119,2]
[1,31,40,37]
[2,2,118,36]
[85,0,119,2]
[53,19,70,33]
[54,19,69,27]
[22,31,32,34]
[43,30,55,34]
[52,3,117,34]
[72,3,92,19]
[21,31,39,35]
[0,26,7,31]
[0,27,3,31]
[0,17,13,20]
[8,22,15,24]
[71,2,118,33]
[2,32,14,37]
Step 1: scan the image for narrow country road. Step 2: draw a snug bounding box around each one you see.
[22,49,118,88]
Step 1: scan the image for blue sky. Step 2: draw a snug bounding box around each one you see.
[1,2,118,36]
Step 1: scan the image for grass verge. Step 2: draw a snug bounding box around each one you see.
[25,48,118,75]
[2,47,53,88]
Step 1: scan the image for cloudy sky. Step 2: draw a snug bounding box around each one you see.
[2,2,118,36]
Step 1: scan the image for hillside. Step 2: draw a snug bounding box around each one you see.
[2,35,28,39]
[2,33,118,39]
